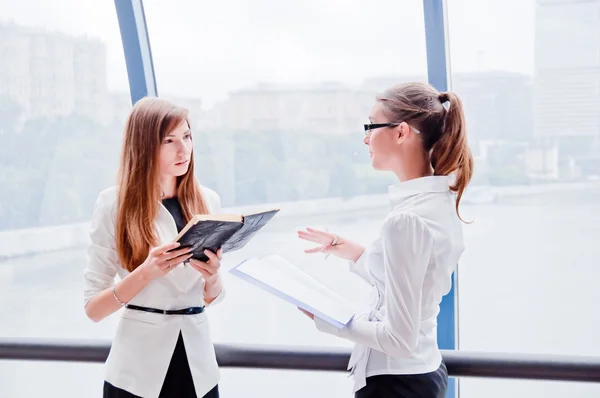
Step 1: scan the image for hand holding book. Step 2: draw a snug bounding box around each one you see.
[298,307,315,320]
[188,248,222,284]
[172,208,279,262]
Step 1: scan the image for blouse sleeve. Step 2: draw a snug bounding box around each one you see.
[314,212,434,357]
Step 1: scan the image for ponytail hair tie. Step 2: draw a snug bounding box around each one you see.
[438,92,450,104]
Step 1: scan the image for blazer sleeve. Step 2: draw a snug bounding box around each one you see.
[83,189,120,307]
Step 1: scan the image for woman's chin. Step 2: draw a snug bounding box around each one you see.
[168,168,190,178]
[370,157,382,170]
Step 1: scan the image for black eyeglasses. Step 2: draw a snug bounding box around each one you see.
[364,123,399,132]
[363,122,420,136]
[363,123,400,136]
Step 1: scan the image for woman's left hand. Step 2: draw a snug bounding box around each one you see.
[190,249,223,302]
[298,307,314,320]
[189,249,222,284]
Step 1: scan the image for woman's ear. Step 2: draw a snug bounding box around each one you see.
[395,122,410,143]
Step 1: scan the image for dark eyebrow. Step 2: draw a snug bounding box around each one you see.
[166,129,191,137]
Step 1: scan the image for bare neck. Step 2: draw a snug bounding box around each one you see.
[393,156,434,183]
[159,176,177,199]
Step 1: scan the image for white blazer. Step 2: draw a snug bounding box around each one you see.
[83,186,225,398]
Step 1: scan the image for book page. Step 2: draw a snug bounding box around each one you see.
[222,209,279,252]
[233,254,356,326]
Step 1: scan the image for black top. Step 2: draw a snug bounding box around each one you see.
[162,197,186,232]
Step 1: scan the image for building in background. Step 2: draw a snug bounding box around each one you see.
[533,0,600,178]
[0,21,110,124]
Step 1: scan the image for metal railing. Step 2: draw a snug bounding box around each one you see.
[1,338,600,383]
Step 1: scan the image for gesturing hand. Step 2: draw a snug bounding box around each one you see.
[297,227,365,262]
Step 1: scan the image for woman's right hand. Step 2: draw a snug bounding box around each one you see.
[297,227,365,262]
[137,242,193,281]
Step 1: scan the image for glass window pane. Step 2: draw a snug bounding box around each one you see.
[448,0,600,397]
[461,379,600,398]
[0,362,104,397]
[0,0,129,395]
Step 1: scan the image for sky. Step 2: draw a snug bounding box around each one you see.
[0,0,536,107]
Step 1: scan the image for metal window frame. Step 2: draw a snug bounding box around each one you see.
[114,0,157,104]
[423,1,457,397]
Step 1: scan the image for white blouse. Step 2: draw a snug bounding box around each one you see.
[314,175,465,393]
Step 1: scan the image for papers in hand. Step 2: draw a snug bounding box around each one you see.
[229,254,356,329]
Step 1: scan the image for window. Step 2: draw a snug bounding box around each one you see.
[144,1,427,396]
[448,0,600,397]
[0,1,129,396]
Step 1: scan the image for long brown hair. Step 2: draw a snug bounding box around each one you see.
[376,82,473,221]
[116,97,209,271]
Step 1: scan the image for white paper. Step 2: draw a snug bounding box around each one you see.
[230,254,356,328]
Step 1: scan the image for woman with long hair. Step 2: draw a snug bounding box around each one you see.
[84,97,224,398]
[298,82,473,398]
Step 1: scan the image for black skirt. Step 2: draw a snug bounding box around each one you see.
[103,332,219,398]
[355,361,448,398]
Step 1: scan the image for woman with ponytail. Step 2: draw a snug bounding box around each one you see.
[297,82,473,398]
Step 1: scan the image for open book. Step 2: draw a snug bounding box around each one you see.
[172,208,279,262]
[229,254,357,328]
